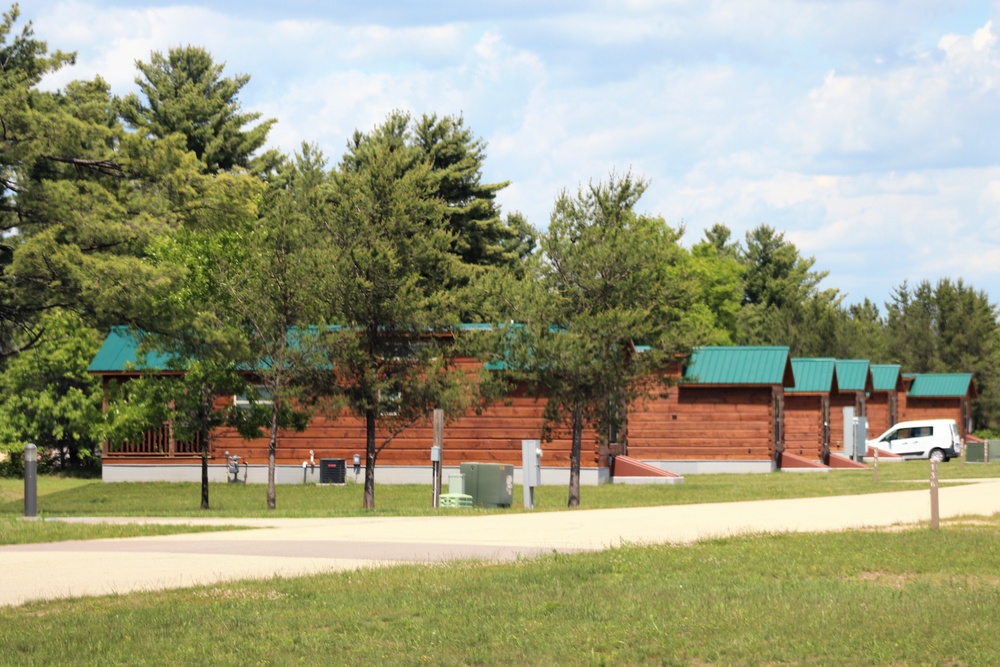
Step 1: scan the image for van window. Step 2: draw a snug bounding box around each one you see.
[911,426,933,438]
[891,428,910,440]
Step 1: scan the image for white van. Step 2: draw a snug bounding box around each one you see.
[867,419,962,462]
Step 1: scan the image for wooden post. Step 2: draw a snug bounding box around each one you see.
[873,445,878,483]
[929,458,939,531]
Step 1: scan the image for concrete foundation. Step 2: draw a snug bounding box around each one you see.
[612,476,685,485]
[102,463,611,486]
[641,460,775,475]
[103,459,788,484]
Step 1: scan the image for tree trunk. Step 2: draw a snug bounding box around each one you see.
[568,403,582,508]
[267,400,278,510]
[200,388,211,510]
[200,425,210,510]
[364,409,376,510]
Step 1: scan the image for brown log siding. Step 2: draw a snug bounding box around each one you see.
[866,392,898,438]
[627,385,776,461]
[142,389,603,468]
[828,391,866,453]
[899,396,971,439]
[784,394,825,460]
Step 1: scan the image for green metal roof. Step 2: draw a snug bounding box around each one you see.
[907,373,976,398]
[834,360,873,392]
[683,346,794,386]
[88,326,185,373]
[869,364,902,392]
[92,323,513,374]
[787,358,837,393]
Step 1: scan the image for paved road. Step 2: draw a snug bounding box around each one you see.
[3,478,1000,607]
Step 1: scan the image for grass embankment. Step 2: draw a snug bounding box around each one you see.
[2,515,999,665]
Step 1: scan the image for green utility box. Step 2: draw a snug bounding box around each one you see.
[967,441,986,463]
[966,440,1000,463]
[459,463,514,508]
[439,493,473,508]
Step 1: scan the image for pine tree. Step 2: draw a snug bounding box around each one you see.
[512,172,681,507]
[316,116,481,510]
[120,45,276,173]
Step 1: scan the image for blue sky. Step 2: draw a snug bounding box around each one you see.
[24,0,1000,309]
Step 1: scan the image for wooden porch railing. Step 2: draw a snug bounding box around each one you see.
[103,422,202,457]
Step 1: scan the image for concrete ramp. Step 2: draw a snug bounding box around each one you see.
[866,445,902,459]
[780,452,829,471]
[829,453,869,469]
[612,456,683,485]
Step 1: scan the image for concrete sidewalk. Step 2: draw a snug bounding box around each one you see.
[3,478,999,607]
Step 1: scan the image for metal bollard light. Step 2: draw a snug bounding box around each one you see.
[24,443,37,519]
[929,457,940,531]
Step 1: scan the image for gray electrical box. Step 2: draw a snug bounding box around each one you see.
[843,408,855,459]
[842,408,869,461]
[521,440,542,488]
[854,416,868,462]
[521,440,542,509]
[459,462,513,508]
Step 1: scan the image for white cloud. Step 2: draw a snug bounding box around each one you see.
[973,20,996,51]
[20,0,1000,305]
[338,24,466,63]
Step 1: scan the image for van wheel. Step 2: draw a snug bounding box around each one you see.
[929,449,946,463]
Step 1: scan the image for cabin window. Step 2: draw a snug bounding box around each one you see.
[378,389,402,416]
[234,385,272,409]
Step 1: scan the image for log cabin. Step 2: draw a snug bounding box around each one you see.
[627,346,794,474]
[783,358,838,463]
[899,373,977,439]
[828,360,874,454]
[867,364,903,438]
[89,327,606,485]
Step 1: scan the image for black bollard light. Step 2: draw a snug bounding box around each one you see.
[24,443,37,519]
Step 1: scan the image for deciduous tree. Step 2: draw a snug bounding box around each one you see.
[213,149,325,509]
[0,309,103,474]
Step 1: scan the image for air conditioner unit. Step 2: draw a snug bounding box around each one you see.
[319,458,346,484]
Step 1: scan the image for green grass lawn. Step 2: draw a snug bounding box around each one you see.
[2,514,999,666]
[2,459,998,520]
[1,459,997,545]
[0,518,242,545]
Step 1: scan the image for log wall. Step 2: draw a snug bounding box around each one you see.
[100,374,784,469]
[783,394,825,460]
[627,385,776,461]
[204,388,600,469]
[829,392,865,453]
[866,392,898,438]
[899,396,970,439]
